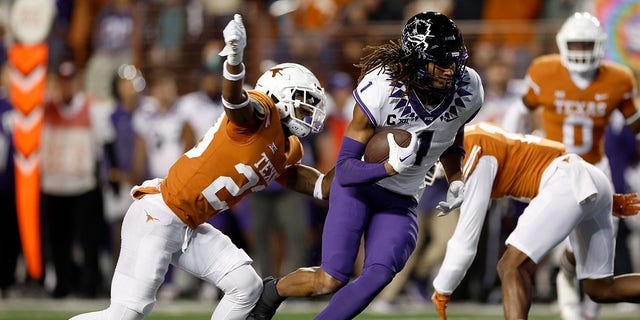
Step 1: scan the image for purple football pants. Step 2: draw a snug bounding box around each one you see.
[317,179,418,319]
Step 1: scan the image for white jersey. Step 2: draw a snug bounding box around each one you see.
[133,97,190,178]
[175,91,224,141]
[353,66,484,199]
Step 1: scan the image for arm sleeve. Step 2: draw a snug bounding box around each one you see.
[432,155,497,295]
[335,136,388,186]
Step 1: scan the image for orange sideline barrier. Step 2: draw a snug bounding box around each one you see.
[9,43,47,280]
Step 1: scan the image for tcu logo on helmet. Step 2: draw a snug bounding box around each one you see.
[402,18,434,59]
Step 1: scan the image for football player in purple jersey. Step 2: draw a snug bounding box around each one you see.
[248,11,484,320]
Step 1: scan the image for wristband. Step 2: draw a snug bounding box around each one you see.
[222,90,250,109]
[223,61,245,81]
[313,173,325,200]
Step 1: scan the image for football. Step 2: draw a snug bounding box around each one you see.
[363,128,412,163]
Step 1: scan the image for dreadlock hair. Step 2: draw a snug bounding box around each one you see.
[354,39,430,95]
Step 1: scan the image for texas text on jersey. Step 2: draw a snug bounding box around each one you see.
[523,54,637,164]
[138,90,304,229]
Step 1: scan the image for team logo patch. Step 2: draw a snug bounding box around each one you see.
[268,142,277,153]
[269,66,293,78]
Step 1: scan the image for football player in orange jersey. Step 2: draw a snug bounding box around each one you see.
[522,12,640,166]
[430,122,640,320]
[70,14,333,320]
[519,12,640,320]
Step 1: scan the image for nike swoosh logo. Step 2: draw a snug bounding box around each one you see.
[400,154,413,162]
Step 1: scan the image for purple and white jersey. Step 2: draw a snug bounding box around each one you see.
[353,66,483,199]
[132,97,189,178]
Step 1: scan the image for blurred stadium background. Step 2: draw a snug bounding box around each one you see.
[2,0,640,319]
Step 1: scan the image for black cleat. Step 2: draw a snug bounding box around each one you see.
[247,276,286,320]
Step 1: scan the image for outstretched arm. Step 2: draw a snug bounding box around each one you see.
[280,165,334,200]
[219,14,255,126]
[436,126,466,215]
[431,155,496,318]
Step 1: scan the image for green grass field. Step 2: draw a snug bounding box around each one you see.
[1,299,639,320]
[1,310,640,320]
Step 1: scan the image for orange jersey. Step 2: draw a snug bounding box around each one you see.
[159,90,303,229]
[523,54,638,164]
[463,122,567,199]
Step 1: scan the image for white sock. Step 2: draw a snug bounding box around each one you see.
[556,270,581,320]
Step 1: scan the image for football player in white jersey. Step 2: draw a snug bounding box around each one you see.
[249,11,483,320]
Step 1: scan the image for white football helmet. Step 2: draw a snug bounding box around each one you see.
[255,63,327,137]
[556,12,607,73]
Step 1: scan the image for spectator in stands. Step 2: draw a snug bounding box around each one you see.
[132,69,195,182]
[175,46,225,141]
[84,0,142,101]
[40,61,114,298]
[316,71,355,174]
[103,64,150,268]
[246,181,310,278]
[475,0,544,78]
[149,0,186,67]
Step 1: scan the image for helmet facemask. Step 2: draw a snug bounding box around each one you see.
[255,63,327,138]
[277,88,326,137]
[556,12,607,73]
[417,58,467,95]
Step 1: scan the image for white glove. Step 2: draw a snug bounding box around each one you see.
[436,180,464,216]
[387,131,419,174]
[219,14,246,66]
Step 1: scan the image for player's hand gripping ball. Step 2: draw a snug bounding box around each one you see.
[364,128,413,163]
